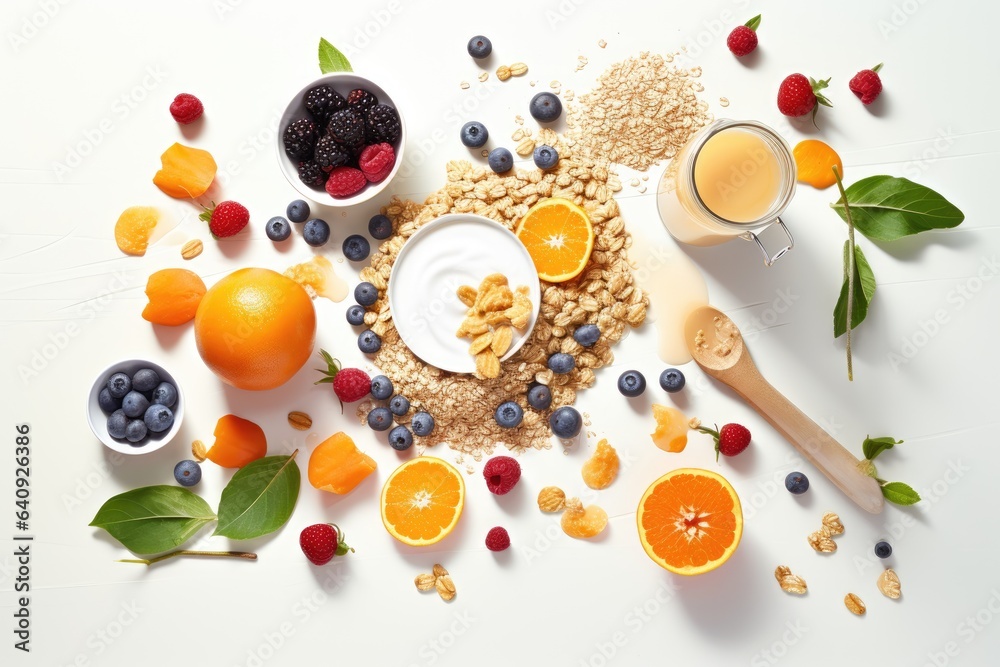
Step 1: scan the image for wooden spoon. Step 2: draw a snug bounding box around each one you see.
[685,306,884,514]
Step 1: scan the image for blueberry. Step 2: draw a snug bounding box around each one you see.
[106,372,132,399]
[370,375,394,400]
[355,282,379,306]
[494,401,523,428]
[125,419,148,444]
[488,147,513,173]
[617,370,646,397]
[549,406,582,439]
[303,218,331,247]
[98,387,121,414]
[266,216,291,241]
[659,368,686,393]
[358,329,382,354]
[460,121,489,148]
[367,407,393,431]
[121,391,150,419]
[151,382,177,408]
[389,395,410,416]
[368,214,393,240]
[343,234,370,262]
[174,460,202,487]
[874,541,893,559]
[286,199,310,223]
[143,404,174,433]
[529,92,562,123]
[547,353,575,375]
[412,411,435,437]
[527,384,552,410]
[785,471,809,495]
[388,425,413,451]
[131,368,160,392]
[533,144,559,170]
[346,304,366,326]
[107,410,128,439]
[467,35,492,59]
[572,324,600,348]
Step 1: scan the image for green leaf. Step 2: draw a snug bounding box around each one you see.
[215,453,300,540]
[881,481,921,506]
[862,435,903,461]
[832,176,965,241]
[318,38,352,73]
[89,486,216,555]
[745,14,761,31]
[834,241,876,337]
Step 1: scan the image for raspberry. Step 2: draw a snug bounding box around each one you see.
[849,64,884,105]
[283,118,317,160]
[366,104,401,145]
[726,26,758,57]
[485,526,511,552]
[169,93,203,124]
[314,134,352,171]
[297,161,326,188]
[346,88,379,114]
[358,143,395,183]
[327,109,366,150]
[483,456,521,495]
[325,167,367,198]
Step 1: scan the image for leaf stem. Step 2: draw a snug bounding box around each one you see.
[118,550,257,566]
[832,166,855,381]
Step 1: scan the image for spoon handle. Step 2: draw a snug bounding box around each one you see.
[732,373,884,514]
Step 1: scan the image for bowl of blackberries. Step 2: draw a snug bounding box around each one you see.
[278,73,405,206]
[87,360,184,455]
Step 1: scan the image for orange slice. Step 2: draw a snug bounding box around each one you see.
[792,139,842,190]
[380,457,465,546]
[515,197,594,282]
[637,468,743,575]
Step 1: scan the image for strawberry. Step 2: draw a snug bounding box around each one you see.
[299,523,354,566]
[199,201,249,238]
[727,15,760,57]
[696,422,752,462]
[315,349,371,410]
[849,63,884,106]
[777,73,832,125]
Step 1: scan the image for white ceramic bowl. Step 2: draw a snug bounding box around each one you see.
[387,214,542,373]
[276,72,406,207]
[86,359,185,456]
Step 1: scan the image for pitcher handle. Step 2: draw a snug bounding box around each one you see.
[742,217,793,267]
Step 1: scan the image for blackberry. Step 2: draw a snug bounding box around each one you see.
[313,134,352,171]
[365,104,401,145]
[346,88,379,114]
[303,84,345,126]
[326,108,366,151]
[282,118,317,160]
[297,161,326,189]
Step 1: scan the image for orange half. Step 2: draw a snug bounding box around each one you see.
[515,197,594,282]
[380,457,465,546]
[637,468,743,575]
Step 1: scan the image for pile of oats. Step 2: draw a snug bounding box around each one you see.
[566,51,711,171]
[356,129,647,458]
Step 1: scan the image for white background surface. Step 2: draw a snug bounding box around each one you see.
[2,1,999,665]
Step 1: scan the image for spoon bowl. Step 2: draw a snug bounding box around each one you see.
[685,306,884,514]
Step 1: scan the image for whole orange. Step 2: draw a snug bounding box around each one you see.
[194,268,316,391]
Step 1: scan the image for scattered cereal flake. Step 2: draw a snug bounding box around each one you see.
[529,80,537,87]
[436,575,456,601]
[719,97,730,107]
[844,593,866,615]
[808,528,837,553]
[181,239,203,260]
[460,81,470,90]
[496,65,511,81]
[774,566,808,595]
[480,149,489,157]
[638,186,647,194]
[191,440,207,462]
[630,178,640,187]
[689,66,702,78]
[510,62,528,76]
[564,89,575,102]
[550,79,561,89]
[822,512,845,535]
[641,175,648,181]
[414,573,436,591]
[515,137,536,156]
[287,411,312,430]
[538,486,567,512]
[598,39,607,48]
[878,569,901,599]
[515,114,525,125]
[512,128,525,142]
[478,72,489,82]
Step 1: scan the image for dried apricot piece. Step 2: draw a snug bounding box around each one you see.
[205,414,267,468]
[141,269,206,326]
[651,404,688,453]
[793,140,842,190]
[308,432,377,495]
[114,206,160,256]
[561,497,608,539]
[581,438,620,489]
[153,142,217,198]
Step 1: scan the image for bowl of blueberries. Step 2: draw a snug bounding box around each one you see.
[87,359,184,455]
